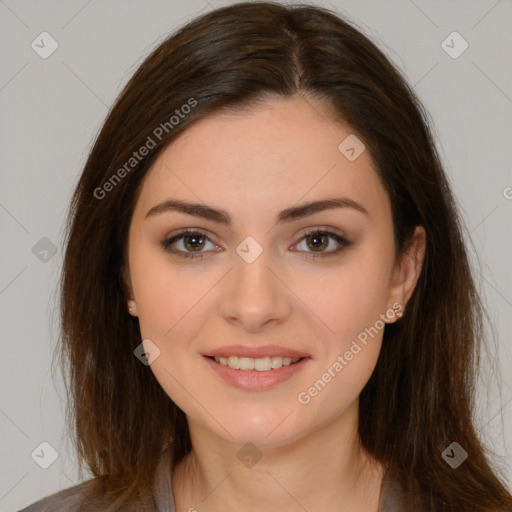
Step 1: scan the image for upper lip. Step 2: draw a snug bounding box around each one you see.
[204,345,311,359]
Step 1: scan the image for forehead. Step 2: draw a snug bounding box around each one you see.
[134,96,390,224]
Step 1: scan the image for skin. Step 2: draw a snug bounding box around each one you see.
[124,95,426,512]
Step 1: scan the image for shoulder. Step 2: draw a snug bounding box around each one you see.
[17,479,99,512]
[378,466,411,512]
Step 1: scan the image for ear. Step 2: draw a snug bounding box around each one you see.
[121,264,138,316]
[387,225,426,315]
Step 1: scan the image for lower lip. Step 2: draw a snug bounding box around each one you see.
[203,356,311,391]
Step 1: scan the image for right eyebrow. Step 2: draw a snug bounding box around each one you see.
[145,197,369,226]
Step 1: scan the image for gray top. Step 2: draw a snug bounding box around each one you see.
[18,452,406,511]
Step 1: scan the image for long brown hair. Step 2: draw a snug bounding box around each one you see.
[56,2,512,510]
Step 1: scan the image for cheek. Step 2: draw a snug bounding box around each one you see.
[130,245,212,340]
[130,250,212,408]
[297,249,393,349]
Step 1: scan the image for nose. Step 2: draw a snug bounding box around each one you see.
[218,247,292,332]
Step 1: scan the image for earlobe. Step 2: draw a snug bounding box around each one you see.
[388,225,426,315]
[121,265,138,316]
[128,301,138,316]
[385,301,404,324]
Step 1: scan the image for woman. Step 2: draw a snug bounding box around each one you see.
[19,1,512,511]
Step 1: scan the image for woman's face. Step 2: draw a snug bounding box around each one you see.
[126,95,422,449]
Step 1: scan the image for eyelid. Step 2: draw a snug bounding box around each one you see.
[161,226,350,259]
[162,228,221,252]
[290,226,350,257]
[295,225,346,240]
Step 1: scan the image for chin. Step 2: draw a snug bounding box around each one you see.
[209,409,304,449]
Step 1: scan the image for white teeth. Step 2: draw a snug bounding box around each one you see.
[239,357,255,370]
[213,355,300,371]
[254,357,271,371]
[228,356,239,369]
[271,356,283,369]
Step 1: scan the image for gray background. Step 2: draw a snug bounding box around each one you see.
[1,0,511,510]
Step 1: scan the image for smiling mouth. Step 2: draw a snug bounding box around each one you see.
[207,355,303,371]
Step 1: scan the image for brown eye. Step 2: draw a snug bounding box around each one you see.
[294,230,350,259]
[182,233,207,251]
[161,229,216,259]
[305,232,329,252]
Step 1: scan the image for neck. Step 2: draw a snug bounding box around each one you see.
[171,399,385,512]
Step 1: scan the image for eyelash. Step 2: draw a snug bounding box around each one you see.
[161,228,351,260]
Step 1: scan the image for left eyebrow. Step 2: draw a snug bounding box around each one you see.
[145,197,369,226]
